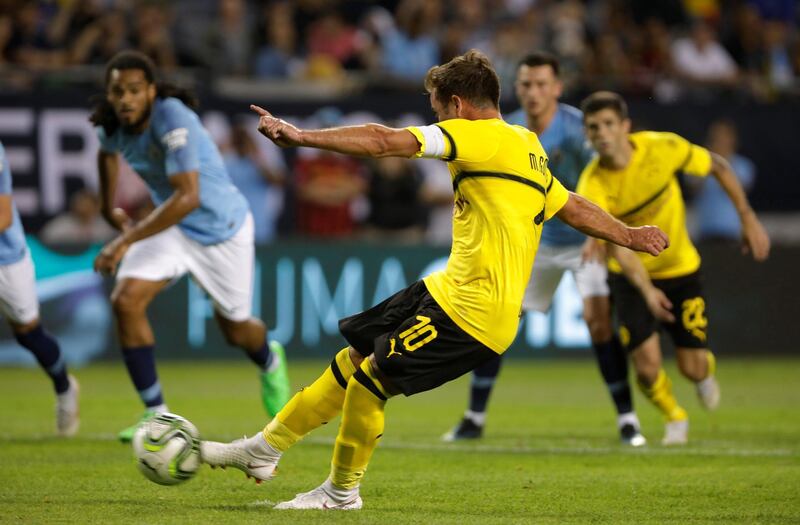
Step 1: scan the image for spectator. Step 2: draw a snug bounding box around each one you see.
[693,119,756,242]
[292,109,367,237]
[762,20,796,95]
[362,156,424,241]
[40,189,115,245]
[69,9,131,66]
[223,123,286,244]
[254,1,301,78]
[305,10,363,70]
[671,20,739,92]
[194,0,254,76]
[377,0,441,82]
[3,1,65,69]
[131,1,176,69]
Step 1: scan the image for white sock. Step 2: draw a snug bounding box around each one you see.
[697,376,715,389]
[150,404,168,414]
[247,433,282,459]
[323,478,358,502]
[617,412,640,429]
[465,410,486,426]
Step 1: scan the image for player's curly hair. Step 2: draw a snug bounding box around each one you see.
[424,50,500,110]
[89,51,198,136]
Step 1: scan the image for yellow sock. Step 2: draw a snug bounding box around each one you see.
[705,351,716,377]
[263,347,357,452]
[639,369,688,422]
[330,359,390,489]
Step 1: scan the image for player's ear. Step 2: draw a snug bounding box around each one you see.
[147,82,157,102]
[621,118,631,134]
[451,95,462,117]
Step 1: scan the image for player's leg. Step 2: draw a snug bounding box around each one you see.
[185,213,291,416]
[214,313,290,417]
[665,271,719,410]
[443,248,562,441]
[112,227,188,442]
[575,253,643,445]
[611,273,688,444]
[112,277,171,441]
[200,281,429,481]
[441,354,502,441]
[631,335,689,445]
[277,286,497,510]
[0,252,79,436]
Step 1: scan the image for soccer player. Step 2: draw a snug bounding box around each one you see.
[0,141,79,436]
[89,51,290,442]
[201,51,669,510]
[444,52,644,446]
[576,91,770,445]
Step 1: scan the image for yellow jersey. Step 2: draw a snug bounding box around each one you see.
[406,118,569,353]
[576,131,712,279]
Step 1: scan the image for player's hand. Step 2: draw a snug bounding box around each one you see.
[581,238,607,263]
[741,213,770,261]
[250,105,302,148]
[94,236,129,276]
[643,286,675,323]
[627,225,669,256]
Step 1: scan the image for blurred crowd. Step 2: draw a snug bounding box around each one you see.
[1,0,799,101]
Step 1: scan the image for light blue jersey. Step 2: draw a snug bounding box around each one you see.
[0,142,27,265]
[507,104,594,246]
[96,97,248,245]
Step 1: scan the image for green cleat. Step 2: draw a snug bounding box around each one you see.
[118,409,158,443]
[261,341,291,417]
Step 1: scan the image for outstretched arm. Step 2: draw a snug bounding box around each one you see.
[708,152,770,261]
[556,192,669,256]
[250,105,420,158]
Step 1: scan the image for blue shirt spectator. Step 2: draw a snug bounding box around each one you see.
[694,120,756,241]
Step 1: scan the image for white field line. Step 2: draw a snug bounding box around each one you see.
[1,433,795,459]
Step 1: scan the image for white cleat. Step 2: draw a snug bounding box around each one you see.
[56,375,80,437]
[200,433,280,483]
[696,376,720,411]
[661,419,689,446]
[275,480,363,510]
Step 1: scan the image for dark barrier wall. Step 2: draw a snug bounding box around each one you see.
[0,240,796,366]
[0,91,798,233]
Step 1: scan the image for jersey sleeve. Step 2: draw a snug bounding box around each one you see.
[543,172,570,220]
[405,119,499,163]
[662,132,712,177]
[95,126,117,154]
[0,144,11,195]
[152,99,200,176]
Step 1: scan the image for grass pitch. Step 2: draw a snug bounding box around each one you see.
[1,357,798,524]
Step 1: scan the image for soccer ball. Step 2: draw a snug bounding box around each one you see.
[132,413,201,486]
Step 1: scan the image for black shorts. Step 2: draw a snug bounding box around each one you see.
[609,271,710,351]
[338,280,498,396]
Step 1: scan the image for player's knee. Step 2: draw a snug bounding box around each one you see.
[111,288,148,317]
